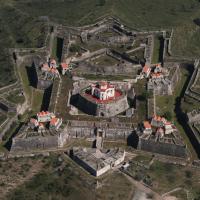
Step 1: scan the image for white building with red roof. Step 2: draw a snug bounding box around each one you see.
[140,115,177,138]
[151,73,164,80]
[49,59,57,68]
[142,65,151,78]
[41,63,50,72]
[60,63,69,75]
[29,118,39,129]
[40,58,60,79]
[164,121,174,135]
[50,117,63,130]
[37,111,55,123]
[29,111,62,132]
[154,64,162,73]
[38,122,45,133]
[143,121,152,134]
[151,115,166,127]
[91,82,116,101]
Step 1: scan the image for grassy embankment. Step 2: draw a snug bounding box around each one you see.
[5,153,135,200]
[155,67,198,158]
[128,154,200,199]
[18,64,43,114]
[1,0,200,87]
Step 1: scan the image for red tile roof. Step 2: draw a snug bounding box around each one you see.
[50,118,58,126]
[39,122,44,127]
[142,65,150,74]
[151,72,163,78]
[37,111,50,117]
[143,121,151,129]
[61,63,69,69]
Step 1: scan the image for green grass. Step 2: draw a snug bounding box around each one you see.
[5,154,134,200]
[6,90,25,104]
[182,96,200,113]
[31,89,44,114]
[92,55,118,65]
[6,154,96,200]
[152,35,161,64]
[155,67,188,119]
[96,171,134,200]
[0,2,47,87]
[10,0,199,28]
[133,154,153,165]
[18,65,44,114]
[1,0,200,87]
[172,190,188,200]
[18,65,32,103]
[80,74,133,80]
[172,23,200,57]
[148,161,200,196]
[51,37,58,60]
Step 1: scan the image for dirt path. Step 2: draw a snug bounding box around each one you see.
[120,171,162,200]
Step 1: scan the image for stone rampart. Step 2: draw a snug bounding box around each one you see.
[138,138,187,158]
[66,120,134,141]
[11,135,58,152]
[77,93,129,117]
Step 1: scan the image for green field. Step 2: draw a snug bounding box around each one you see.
[6,90,25,104]
[4,153,135,200]
[31,89,44,114]
[152,35,161,64]
[1,0,200,87]
[149,161,200,197]
[127,156,200,198]
[18,64,44,114]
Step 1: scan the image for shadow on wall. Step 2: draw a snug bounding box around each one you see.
[70,94,97,116]
[25,62,38,88]
[4,122,24,151]
[127,132,139,149]
[175,63,200,158]
[40,84,53,111]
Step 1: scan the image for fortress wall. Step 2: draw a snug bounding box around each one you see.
[37,79,53,90]
[77,93,129,117]
[77,94,98,115]
[171,65,180,90]
[67,125,133,140]
[74,62,139,76]
[67,127,94,138]
[138,138,187,158]
[104,128,133,140]
[97,96,129,117]
[11,136,58,152]
[58,131,70,147]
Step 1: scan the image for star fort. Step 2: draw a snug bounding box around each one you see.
[1,17,195,177]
